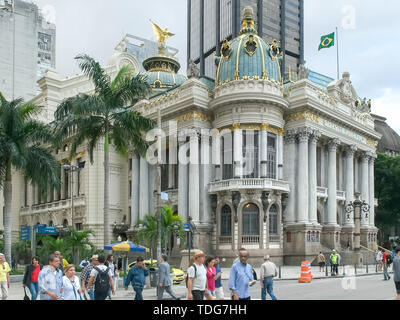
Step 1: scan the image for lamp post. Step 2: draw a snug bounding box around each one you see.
[63,161,85,264]
[345,192,370,267]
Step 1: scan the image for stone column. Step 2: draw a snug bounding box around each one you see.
[344,145,357,226]
[139,157,149,219]
[260,124,268,178]
[277,134,284,180]
[368,153,376,227]
[233,124,242,179]
[60,167,65,200]
[189,131,200,223]
[326,139,341,225]
[309,130,321,224]
[200,131,211,223]
[131,154,140,227]
[213,131,222,181]
[360,152,369,227]
[178,137,189,221]
[148,164,156,214]
[296,127,312,224]
[283,129,297,224]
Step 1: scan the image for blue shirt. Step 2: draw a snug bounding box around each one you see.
[124,265,149,288]
[228,261,254,299]
[38,265,63,300]
[215,264,222,288]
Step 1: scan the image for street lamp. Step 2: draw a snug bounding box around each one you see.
[345,192,370,267]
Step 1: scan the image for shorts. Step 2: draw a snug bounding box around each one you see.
[319,262,326,267]
[395,282,400,294]
[215,287,224,299]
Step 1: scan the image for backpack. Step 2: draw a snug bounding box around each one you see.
[387,254,393,265]
[252,268,257,281]
[94,266,110,293]
[185,264,197,288]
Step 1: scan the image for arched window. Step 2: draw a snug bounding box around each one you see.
[220,205,232,236]
[242,203,259,236]
[63,219,69,228]
[49,220,54,227]
[269,205,278,235]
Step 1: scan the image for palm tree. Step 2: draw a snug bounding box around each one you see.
[135,206,185,257]
[0,93,60,263]
[37,236,70,263]
[64,229,95,265]
[54,54,154,246]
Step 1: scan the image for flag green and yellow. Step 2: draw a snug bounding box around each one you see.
[318,32,335,51]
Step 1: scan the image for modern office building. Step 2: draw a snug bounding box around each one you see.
[0,0,56,101]
[188,0,304,80]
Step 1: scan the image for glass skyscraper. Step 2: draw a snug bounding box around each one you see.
[188,0,304,80]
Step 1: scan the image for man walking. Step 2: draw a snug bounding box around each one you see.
[260,255,278,300]
[392,247,400,300]
[317,252,326,273]
[330,250,339,276]
[157,254,180,300]
[125,256,149,300]
[187,250,208,301]
[0,253,11,300]
[214,256,224,300]
[229,248,255,301]
[80,255,99,300]
[87,255,115,300]
[38,254,63,300]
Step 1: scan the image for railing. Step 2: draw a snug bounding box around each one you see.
[336,191,346,200]
[209,178,290,193]
[317,187,328,198]
[218,236,233,245]
[269,235,280,242]
[21,196,86,215]
[241,235,260,244]
[378,245,392,253]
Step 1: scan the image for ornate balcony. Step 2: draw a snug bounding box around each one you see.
[209,178,290,194]
[218,236,233,245]
[20,196,86,216]
[241,235,260,244]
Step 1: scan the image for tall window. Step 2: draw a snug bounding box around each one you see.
[267,134,277,179]
[269,205,278,235]
[220,205,232,236]
[222,132,233,180]
[242,203,259,236]
[242,131,259,178]
[24,177,28,207]
[64,169,69,199]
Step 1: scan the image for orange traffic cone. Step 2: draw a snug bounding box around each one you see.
[298,260,313,283]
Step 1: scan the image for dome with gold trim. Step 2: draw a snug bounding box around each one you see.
[142,53,187,91]
[215,7,282,87]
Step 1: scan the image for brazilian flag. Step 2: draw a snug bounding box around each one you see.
[318,32,335,51]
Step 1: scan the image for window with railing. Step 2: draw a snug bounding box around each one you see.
[242,203,259,236]
[220,205,232,237]
[222,132,233,180]
[269,205,278,237]
[267,134,277,179]
[242,131,259,178]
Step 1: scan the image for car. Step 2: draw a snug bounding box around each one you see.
[128,259,185,284]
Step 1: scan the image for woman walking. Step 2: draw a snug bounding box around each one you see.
[61,265,82,300]
[23,257,42,300]
[205,257,216,299]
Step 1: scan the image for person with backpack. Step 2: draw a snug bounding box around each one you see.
[124,256,149,300]
[87,255,115,300]
[80,255,99,300]
[187,250,208,300]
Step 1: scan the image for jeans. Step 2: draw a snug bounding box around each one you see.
[332,264,339,275]
[133,286,144,300]
[108,276,115,298]
[261,277,277,300]
[29,282,39,300]
[383,266,390,280]
[88,289,94,301]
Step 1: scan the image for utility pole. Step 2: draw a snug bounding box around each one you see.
[156,107,162,264]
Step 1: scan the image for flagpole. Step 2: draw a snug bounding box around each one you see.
[336,26,340,80]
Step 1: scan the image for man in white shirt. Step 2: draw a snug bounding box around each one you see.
[87,255,115,300]
[187,250,209,300]
[260,255,278,300]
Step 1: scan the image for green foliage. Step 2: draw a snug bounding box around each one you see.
[12,240,31,264]
[134,205,186,253]
[375,153,400,246]
[9,269,24,275]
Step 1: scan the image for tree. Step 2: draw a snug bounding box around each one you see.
[375,153,400,247]
[65,229,95,265]
[54,55,154,246]
[36,236,70,264]
[0,93,60,263]
[134,206,185,257]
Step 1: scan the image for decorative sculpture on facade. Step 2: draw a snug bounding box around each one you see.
[187,59,201,79]
[149,19,175,56]
[297,61,310,80]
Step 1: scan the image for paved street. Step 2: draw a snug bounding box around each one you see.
[6,273,397,300]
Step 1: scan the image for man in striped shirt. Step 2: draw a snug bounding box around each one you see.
[80,255,99,300]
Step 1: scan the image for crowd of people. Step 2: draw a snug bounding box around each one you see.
[0,246,400,300]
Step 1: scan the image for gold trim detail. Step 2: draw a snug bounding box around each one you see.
[366,139,378,148]
[286,112,320,124]
[232,123,241,131]
[256,36,267,80]
[176,112,212,123]
[221,39,232,61]
[244,35,258,57]
[235,35,245,80]
[261,123,268,131]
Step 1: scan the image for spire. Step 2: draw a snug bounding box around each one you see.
[240,6,258,35]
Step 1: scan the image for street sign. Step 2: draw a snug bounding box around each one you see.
[34,224,47,230]
[21,226,31,241]
[37,226,58,235]
[183,224,190,232]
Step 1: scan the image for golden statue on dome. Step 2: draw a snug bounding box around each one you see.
[149,19,175,56]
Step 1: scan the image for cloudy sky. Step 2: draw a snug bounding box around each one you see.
[33,0,400,132]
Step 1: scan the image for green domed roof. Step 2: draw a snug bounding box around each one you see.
[215,7,282,87]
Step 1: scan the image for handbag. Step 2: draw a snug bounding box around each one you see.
[23,286,30,301]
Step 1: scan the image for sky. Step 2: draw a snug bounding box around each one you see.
[33,0,400,132]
